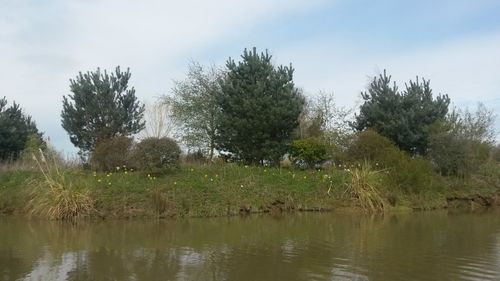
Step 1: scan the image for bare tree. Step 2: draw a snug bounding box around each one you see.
[140,100,175,139]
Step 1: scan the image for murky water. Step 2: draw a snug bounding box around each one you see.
[1,210,499,281]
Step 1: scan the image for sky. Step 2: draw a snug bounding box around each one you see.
[1,0,499,154]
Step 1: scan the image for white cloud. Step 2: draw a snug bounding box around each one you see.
[0,0,326,153]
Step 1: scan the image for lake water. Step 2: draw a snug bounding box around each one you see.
[1,210,499,280]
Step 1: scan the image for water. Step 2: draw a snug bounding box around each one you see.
[1,211,499,281]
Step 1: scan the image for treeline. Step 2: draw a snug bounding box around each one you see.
[2,47,499,180]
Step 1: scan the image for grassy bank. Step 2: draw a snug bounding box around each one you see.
[1,162,499,220]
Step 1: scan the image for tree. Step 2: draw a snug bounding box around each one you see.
[166,62,222,159]
[0,97,44,161]
[141,100,175,139]
[353,70,450,155]
[216,47,305,164]
[61,67,145,160]
[429,104,496,176]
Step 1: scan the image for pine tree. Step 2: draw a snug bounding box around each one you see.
[354,70,450,155]
[61,67,145,160]
[216,48,305,164]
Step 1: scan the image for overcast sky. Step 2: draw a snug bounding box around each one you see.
[2,0,499,154]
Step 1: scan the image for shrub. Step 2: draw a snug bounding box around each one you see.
[28,150,95,220]
[347,130,439,193]
[346,130,403,168]
[289,137,328,168]
[133,137,181,175]
[90,136,133,172]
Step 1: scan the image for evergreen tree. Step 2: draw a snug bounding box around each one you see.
[0,97,44,160]
[61,67,145,159]
[354,70,449,155]
[216,48,304,164]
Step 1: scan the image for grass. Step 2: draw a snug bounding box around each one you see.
[344,162,388,213]
[26,150,95,220]
[0,159,498,220]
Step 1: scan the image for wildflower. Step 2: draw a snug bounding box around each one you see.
[240,184,244,188]
[108,182,111,186]
[244,165,249,168]
[264,169,267,172]
[130,168,134,172]
[174,182,177,185]
[204,174,208,178]
[210,178,214,182]
[190,168,194,172]
[116,166,120,171]
[124,171,128,175]
[97,179,101,183]
[303,176,307,179]
[375,163,379,166]
[147,174,151,178]
[107,174,111,177]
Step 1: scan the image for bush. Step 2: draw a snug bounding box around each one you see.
[133,137,181,175]
[346,130,403,167]
[90,137,133,172]
[346,130,439,193]
[289,137,328,168]
[344,162,388,212]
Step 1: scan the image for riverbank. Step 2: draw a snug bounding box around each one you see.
[1,163,499,219]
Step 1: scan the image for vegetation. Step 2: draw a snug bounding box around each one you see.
[167,62,223,159]
[354,70,450,155]
[0,97,44,161]
[61,66,145,160]
[132,137,181,175]
[1,49,498,220]
[90,136,134,172]
[216,48,305,164]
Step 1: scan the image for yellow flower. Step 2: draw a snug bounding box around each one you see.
[174,182,177,185]
[97,179,101,183]
[303,176,307,179]
[124,171,128,174]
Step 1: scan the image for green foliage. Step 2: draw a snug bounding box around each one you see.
[61,67,145,160]
[354,70,450,155]
[90,136,133,172]
[167,62,222,159]
[429,104,496,177]
[0,97,44,161]
[289,138,328,168]
[133,137,181,175]
[347,130,439,193]
[216,47,305,164]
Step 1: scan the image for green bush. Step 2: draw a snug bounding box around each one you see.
[346,130,440,193]
[133,137,181,175]
[289,137,328,168]
[90,136,133,172]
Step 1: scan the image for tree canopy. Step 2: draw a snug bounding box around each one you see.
[0,97,44,160]
[216,48,304,164]
[353,70,450,155]
[166,62,222,159]
[61,67,145,159]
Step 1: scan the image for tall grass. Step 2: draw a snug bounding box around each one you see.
[344,162,388,213]
[27,149,95,220]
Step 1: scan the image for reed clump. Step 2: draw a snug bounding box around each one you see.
[344,162,388,213]
[27,150,95,220]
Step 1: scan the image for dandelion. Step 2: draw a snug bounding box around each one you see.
[264,169,267,172]
[244,165,249,168]
[124,171,128,175]
[240,184,244,188]
[174,182,177,185]
[97,179,102,183]
[108,182,111,186]
[130,168,134,172]
[106,174,111,177]
[147,174,151,178]
[375,163,379,166]
[210,178,214,182]
[303,176,307,179]
[116,166,120,171]
[204,174,208,178]
[190,168,194,172]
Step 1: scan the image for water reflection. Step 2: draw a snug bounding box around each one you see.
[1,211,499,280]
